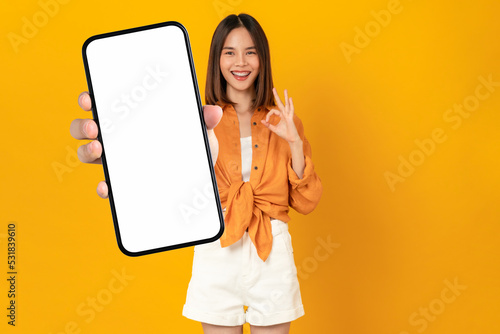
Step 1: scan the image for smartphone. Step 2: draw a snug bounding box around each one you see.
[82,21,224,256]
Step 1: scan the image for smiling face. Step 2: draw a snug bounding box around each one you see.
[219,27,260,97]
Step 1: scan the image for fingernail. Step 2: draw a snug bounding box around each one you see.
[88,141,93,154]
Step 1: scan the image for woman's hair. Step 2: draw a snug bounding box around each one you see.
[205,13,275,110]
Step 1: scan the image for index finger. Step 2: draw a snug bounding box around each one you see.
[78,91,92,111]
[272,87,285,110]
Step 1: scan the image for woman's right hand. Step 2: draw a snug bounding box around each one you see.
[70,91,222,199]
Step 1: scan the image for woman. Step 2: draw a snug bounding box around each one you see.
[71,13,322,334]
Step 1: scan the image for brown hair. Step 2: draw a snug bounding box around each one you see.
[205,13,275,110]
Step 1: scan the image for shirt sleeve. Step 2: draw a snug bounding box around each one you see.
[287,115,323,214]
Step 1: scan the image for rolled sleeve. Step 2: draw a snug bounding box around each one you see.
[287,154,313,189]
[287,144,322,214]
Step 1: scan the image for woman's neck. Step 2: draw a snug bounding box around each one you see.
[226,85,256,115]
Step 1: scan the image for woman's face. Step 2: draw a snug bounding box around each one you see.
[219,27,260,95]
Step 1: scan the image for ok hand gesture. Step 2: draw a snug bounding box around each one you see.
[261,88,301,143]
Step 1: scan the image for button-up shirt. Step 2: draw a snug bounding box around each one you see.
[214,102,323,262]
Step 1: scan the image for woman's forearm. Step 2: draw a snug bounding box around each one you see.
[289,139,305,179]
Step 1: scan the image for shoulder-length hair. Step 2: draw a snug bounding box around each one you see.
[205,13,275,110]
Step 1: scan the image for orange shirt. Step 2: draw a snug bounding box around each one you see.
[214,102,323,262]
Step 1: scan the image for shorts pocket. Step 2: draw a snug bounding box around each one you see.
[272,228,293,255]
[281,230,294,254]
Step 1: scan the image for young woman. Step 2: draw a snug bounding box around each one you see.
[71,13,322,334]
[182,14,323,334]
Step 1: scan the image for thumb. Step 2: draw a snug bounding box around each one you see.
[203,105,223,130]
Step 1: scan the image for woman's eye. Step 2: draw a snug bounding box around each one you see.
[224,51,234,55]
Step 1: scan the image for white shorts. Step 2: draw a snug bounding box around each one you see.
[182,219,304,326]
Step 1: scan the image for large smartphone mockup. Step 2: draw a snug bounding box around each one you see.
[82,21,224,256]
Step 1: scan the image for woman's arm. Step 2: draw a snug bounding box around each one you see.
[287,118,322,214]
[259,88,322,213]
[289,139,305,179]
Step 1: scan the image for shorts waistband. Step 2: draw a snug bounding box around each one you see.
[245,218,286,232]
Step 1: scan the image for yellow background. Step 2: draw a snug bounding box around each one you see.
[1,0,499,333]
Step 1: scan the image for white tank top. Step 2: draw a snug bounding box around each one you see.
[240,136,252,182]
[240,136,276,223]
[223,136,252,216]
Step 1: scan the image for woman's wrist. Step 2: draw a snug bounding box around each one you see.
[288,138,303,150]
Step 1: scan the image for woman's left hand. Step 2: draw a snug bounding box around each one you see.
[261,87,301,144]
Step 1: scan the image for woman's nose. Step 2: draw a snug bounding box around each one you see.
[235,54,247,66]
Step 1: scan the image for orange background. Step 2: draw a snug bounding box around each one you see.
[1,0,499,333]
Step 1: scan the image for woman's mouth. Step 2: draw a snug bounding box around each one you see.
[231,71,251,81]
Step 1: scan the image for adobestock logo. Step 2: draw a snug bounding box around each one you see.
[178,181,218,224]
[397,277,467,334]
[51,65,169,183]
[7,0,72,54]
[384,74,499,192]
[99,65,170,135]
[48,267,135,334]
[340,0,416,64]
[249,234,340,326]
[52,143,82,183]
[282,234,340,283]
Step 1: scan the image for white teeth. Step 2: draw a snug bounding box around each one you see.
[232,71,250,77]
